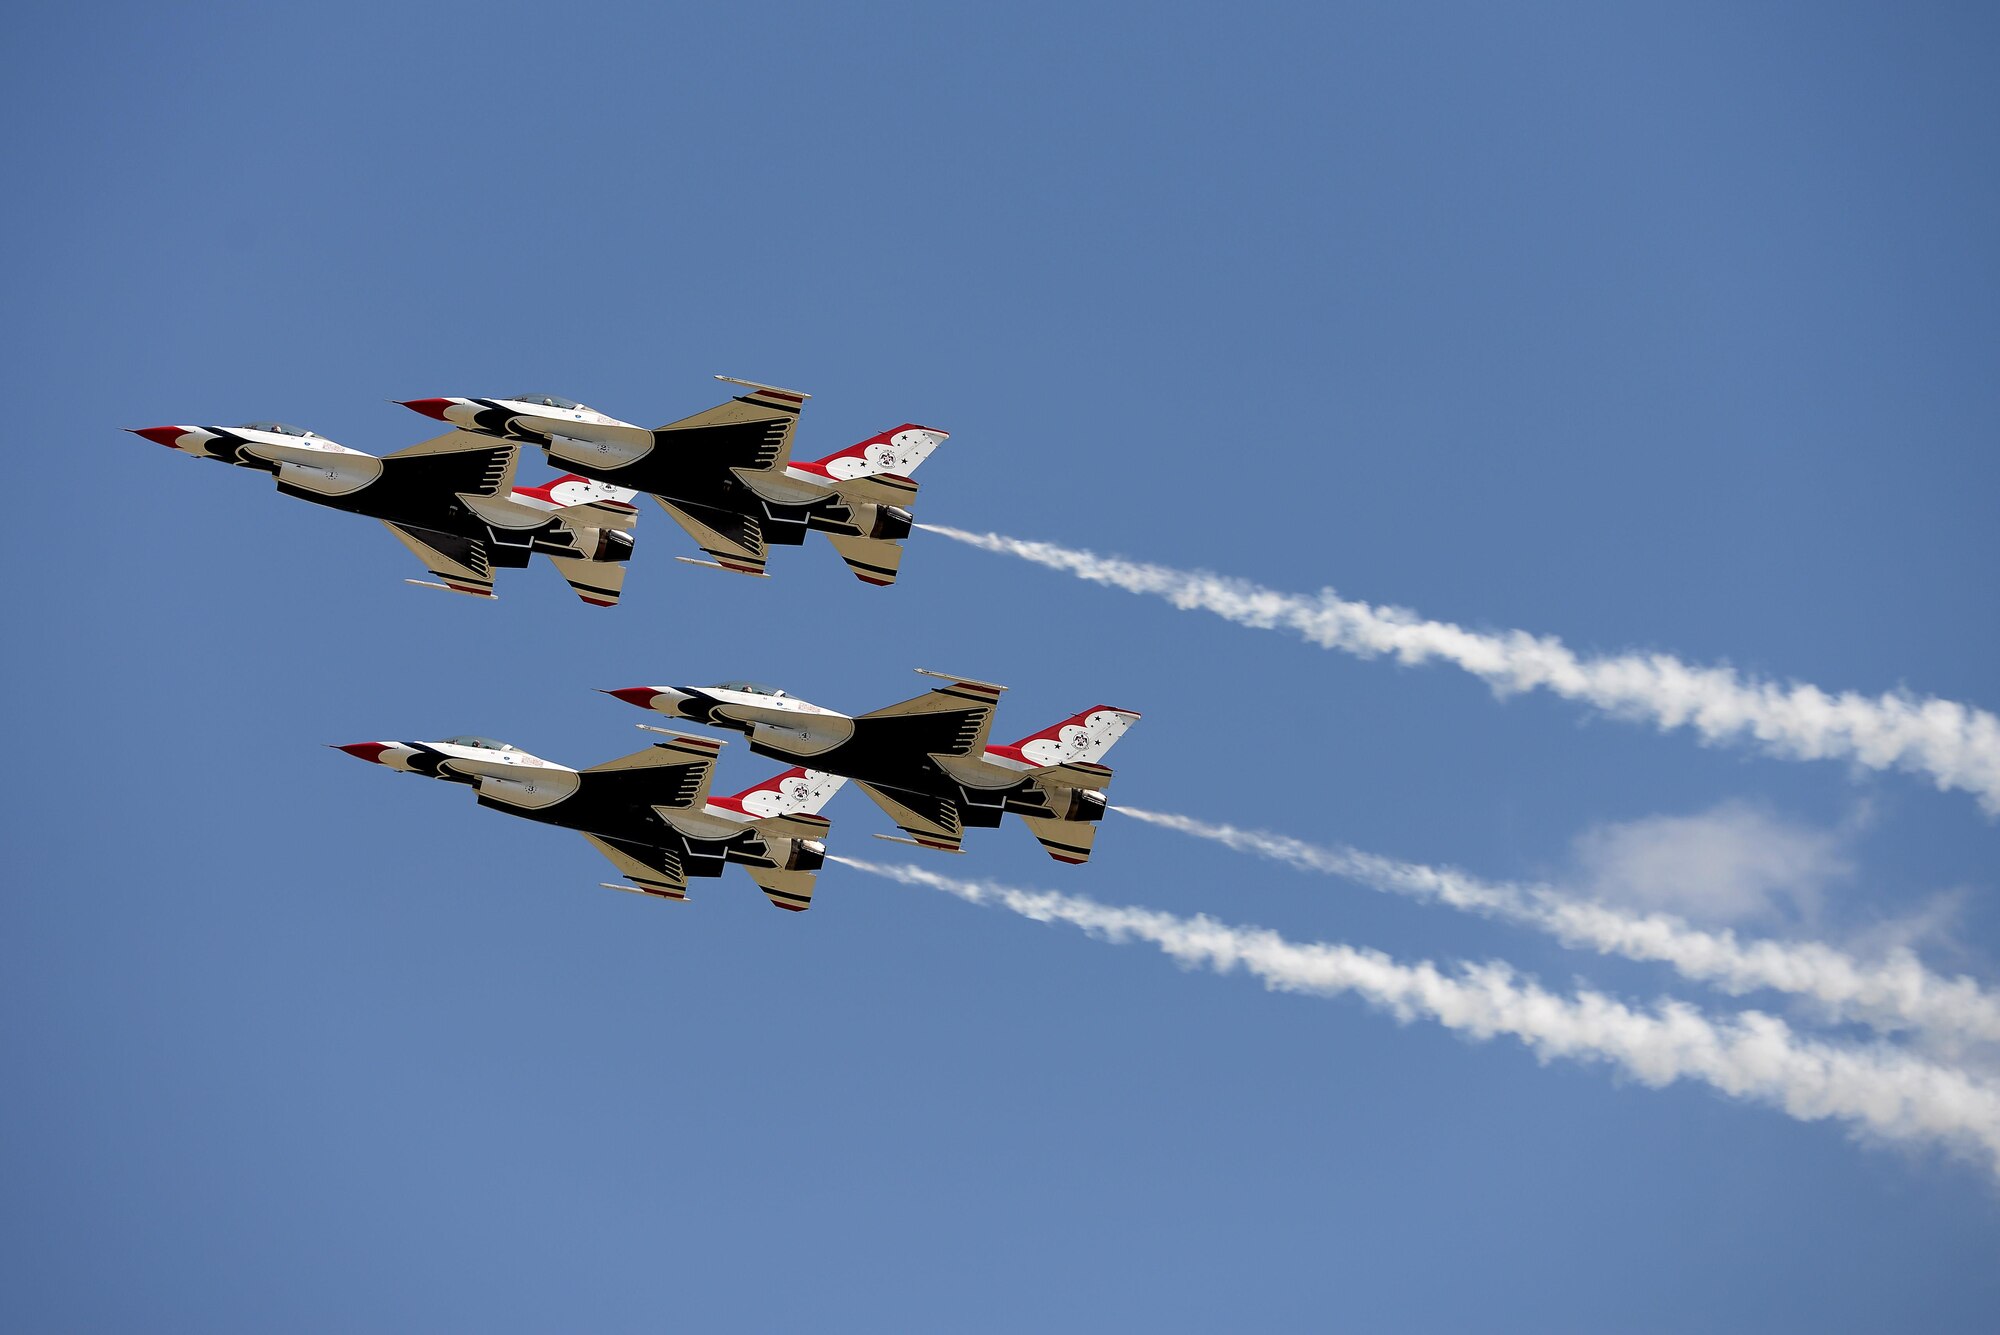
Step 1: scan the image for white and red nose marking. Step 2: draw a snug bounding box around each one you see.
[601,686,704,720]
[129,425,195,449]
[397,398,467,424]
[332,741,416,771]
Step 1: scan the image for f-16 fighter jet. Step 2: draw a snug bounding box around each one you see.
[333,731,846,910]
[397,378,948,586]
[129,420,641,605]
[602,672,1141,864]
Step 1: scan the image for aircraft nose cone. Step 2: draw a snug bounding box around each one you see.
[398,398,455,422]
[601,687,662,710]
[333,742,392,764]
[129,426,185,448]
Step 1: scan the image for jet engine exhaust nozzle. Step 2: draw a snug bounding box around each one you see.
[791,838,828,873]
[595,529,635,563]
[872,505,914,542]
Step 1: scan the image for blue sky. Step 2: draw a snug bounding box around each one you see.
[5,2,1998,1329]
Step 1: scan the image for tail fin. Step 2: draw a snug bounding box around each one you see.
[799,425,948,482]
[712,767,848,822]
[988,706,1142,770]
[513,473,641,529]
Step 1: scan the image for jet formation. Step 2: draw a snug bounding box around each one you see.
[133,374,1141,913]
[133,375,949,602]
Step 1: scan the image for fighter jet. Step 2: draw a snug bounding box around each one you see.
[601,672,1141,864]
[396,378,948,586]
[333,731,846,910]
[129,419,641,605]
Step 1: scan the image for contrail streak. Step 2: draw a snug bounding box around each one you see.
[916,525,2000,813]
[1115,805,2000,1049]
[835,855,2000,1178]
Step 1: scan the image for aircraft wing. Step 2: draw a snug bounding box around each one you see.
[384,430,521,497]
[653,377,808,478]
[583,833,689,900]
[855,781,965,854]
[855,674,1007,758]
[381,521,495,597]
[655,498,768,577]
[545,554,627,607]
[580,734,723,813]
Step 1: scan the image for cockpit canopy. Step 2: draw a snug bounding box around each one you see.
[236,421,312,436]
[715,680,786,697]
[439,735,515,752]
[506,394,583,411]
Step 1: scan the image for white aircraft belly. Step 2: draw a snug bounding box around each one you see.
[442,757,582,809]
[246,441,384,496]
[709,703,855,754]
[524,415,657,469]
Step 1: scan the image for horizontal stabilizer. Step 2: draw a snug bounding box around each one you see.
[545,553,627,607]
[824,532,903,587]
[745,866,818,912]
[1019,815,1098,866]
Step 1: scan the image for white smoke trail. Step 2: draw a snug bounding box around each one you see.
[835,855,2000,1178]
[917,525,2000,814]
[1115,805,2000,1049]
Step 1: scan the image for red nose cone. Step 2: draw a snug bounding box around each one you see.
[129,426,186,448]
[398,398,455,422]
[601,687,660,710]
[334,742,392,764]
